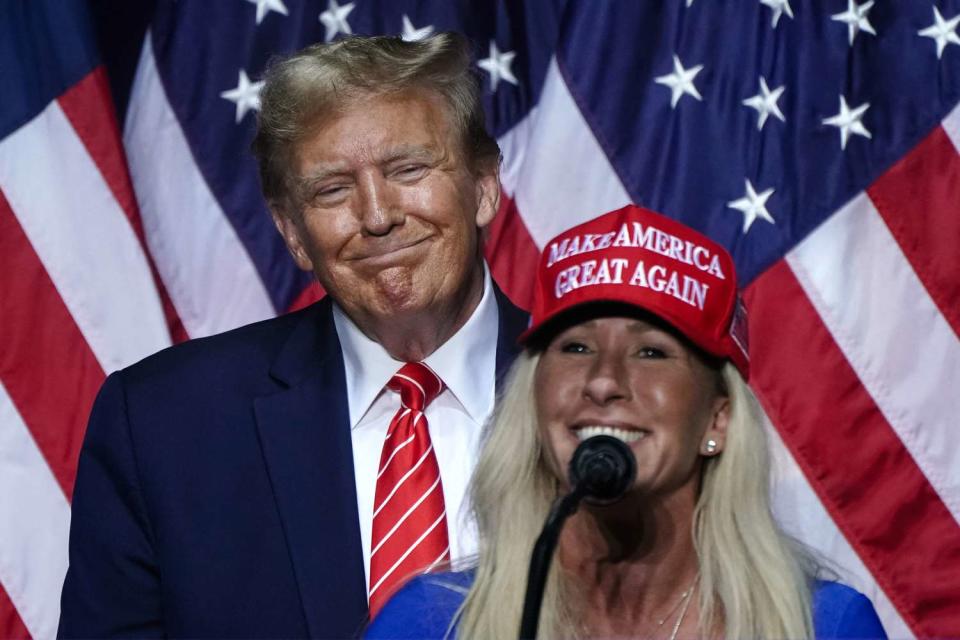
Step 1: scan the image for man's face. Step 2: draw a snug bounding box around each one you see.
[273,90,499,327]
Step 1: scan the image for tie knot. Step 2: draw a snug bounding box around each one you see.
[387,362,444,411]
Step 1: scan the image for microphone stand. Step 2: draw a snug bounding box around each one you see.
[518,484,587,640]
[518,435,636,639]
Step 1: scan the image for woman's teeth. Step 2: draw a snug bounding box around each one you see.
[574,426,646,443]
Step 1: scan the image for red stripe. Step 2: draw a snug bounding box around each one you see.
[484,194,538,311]
[866,125,960,338]
[0,583,30,640]
[0,190,105,499]
[745,260,960,637]
[57,67,188,343]
[286,280,324,313]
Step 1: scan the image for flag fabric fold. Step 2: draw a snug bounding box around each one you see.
[2,1,958,637]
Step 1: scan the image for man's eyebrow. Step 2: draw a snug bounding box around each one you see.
[379,145,437,165]
[296,166,351,190]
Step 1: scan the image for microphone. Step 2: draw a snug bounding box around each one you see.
[519,436,638,638]
[569,434,637,504]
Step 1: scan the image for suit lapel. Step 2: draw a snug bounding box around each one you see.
[493,283,531,391]
[252,286,527,636]
[253,301,368,637]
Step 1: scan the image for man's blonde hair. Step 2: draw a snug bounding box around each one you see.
[252,32,500,213]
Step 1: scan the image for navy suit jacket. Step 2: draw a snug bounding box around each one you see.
[59,287,529,639]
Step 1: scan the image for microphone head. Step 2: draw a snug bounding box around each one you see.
[568,435,637,504]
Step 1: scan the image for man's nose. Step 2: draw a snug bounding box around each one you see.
[582,353,631,406]
[357,172,403,236]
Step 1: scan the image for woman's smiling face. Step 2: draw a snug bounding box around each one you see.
[534,313,729,498]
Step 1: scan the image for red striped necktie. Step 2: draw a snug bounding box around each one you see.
[368,362,450,617]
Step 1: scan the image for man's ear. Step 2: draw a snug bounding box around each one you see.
[474,163,501,229]
[700,395,730,456]
[270,207,314,272]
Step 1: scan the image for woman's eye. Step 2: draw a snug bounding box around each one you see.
[560,341,590,354]
[637,347,666,358]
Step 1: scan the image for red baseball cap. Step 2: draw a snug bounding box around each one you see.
[520,204,750,379]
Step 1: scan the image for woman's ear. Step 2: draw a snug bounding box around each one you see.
[700,396,730,456]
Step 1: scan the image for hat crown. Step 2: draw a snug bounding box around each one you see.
[523,204,749,378]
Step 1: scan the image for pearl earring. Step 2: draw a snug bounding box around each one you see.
[704,439,718,454]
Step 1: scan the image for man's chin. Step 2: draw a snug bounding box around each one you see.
[369,267,422,307]
[329,276,431,321]
[322,260,481,326]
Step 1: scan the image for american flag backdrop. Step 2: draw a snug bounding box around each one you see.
[1,0,958,637]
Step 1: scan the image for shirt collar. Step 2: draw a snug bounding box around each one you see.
[333,265,499,428]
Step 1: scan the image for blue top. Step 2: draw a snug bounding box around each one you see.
[365,570,887,639]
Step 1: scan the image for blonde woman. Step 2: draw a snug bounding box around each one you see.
[366,205,885,639]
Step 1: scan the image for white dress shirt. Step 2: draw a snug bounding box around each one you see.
[333,268,499,593]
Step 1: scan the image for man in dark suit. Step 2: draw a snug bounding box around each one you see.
[59,33,528,638]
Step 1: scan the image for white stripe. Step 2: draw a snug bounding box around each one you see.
[424,546,450,573]
[0,103,171,373]
[377,432,417,478]
[0,382,71,640]
[383,408,413,440]
[124,35,275,338]
[371,476,442,556]
[787,193,960,522]
[498,58,631,248]
[393,373,426,402]
[496,105,535,196]
[372,445,433,518]
[369,511,446,597]
[767,418,911,638]
[941,101,960,155]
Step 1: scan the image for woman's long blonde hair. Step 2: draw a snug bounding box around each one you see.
[455,352,814,638]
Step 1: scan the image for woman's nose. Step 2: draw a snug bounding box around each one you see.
[582,354,630,406]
